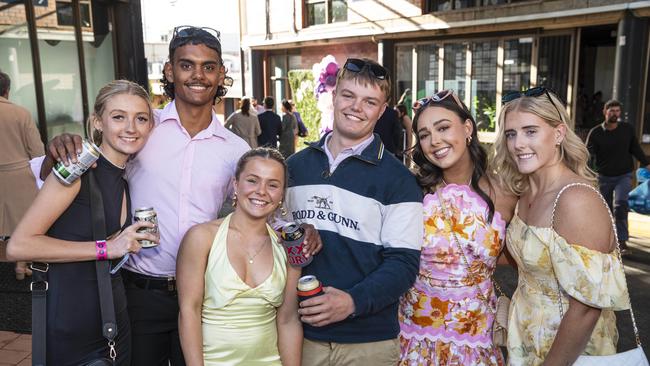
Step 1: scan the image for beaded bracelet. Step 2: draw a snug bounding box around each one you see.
[96,240,108,261]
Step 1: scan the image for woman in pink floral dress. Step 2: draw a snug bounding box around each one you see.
[398,90,516,365]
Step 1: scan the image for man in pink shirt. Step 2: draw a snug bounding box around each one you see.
[38,26,249,365]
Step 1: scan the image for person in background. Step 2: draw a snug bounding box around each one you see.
[252,97,266,115]
[225,97,262,148]
[279,99,298,158]
[290,99,309,138]
[373,105,402,156]
[495,88,629,365]
[398,90,516,365]
[285,58,423,366]
[0,71,44,281]
[8,80,158,365]
[178,148,302,366]
[395,103,413,164]
[586,99,650,254]
[257,96,283,149]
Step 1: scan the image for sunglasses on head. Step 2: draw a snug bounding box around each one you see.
[412,89,465,111]
[501,86,563,121]
[343,58,388,80]
[173,25,221,41]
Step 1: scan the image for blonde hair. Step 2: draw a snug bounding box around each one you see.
[86,80,153,145]
[492,91,596,195]
[335,59,391,102]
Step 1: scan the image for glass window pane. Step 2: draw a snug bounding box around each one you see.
[84,33,115,112]
[395,45,413,115]
[37,1,85,138]
[416,44,439,100]
[443,43,467,101]
[330,0,347,23]
[0,3,39,125]
[471,41,498,131]
[80,3,91,28]
[308,2,326,26]
[503,38,532,95]
[538,35,570,103]
[56,2,74,26]
[437,1,453,11]
[454,0,477,9]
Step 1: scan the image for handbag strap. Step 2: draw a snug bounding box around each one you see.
[87,170,119,361]
[31,261,48,366]
[436,190,502,315]
[550,182,642,347]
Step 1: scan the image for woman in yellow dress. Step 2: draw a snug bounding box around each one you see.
[493,88,629,365]
[177,148,304,366]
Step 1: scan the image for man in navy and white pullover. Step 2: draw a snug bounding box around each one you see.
[285,58,423,366]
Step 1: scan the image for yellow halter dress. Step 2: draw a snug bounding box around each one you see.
[202,213,288,365]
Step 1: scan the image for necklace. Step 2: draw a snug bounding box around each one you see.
[101,153,126,169]
[245,240,268,264]
[442,176,472,186]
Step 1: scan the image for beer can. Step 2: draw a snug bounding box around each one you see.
[297,275,323,301]
[134,207,158,248]
[52,139,101,185]
[280,223,313,267]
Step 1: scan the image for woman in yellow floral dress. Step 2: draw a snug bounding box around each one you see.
[398,90,517,365]
[493,88,629,365]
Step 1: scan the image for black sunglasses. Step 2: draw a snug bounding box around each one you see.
[172,25,221,41]
[343,58,388,80]
[501,86,563,121]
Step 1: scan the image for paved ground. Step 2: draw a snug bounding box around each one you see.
[1,213,649,365]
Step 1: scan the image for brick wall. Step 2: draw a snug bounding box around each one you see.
[1,1,63,29]
[300,41,378,69]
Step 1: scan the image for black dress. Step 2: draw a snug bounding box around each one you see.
[45,155,131,365]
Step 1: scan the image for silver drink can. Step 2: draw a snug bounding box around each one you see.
[134,207,158,248]
[52,139,101,185]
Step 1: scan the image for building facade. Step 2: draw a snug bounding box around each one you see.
[0,0,147,143]
[240,0,650,147]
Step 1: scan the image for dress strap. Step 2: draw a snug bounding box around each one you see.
[549,182,643,347]
[550,182,602,227]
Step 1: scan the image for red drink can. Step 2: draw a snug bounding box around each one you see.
[280,223,313,267]
[297,275,323,302]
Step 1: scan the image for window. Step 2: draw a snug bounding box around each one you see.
[306,0,347,26]
[443,43,467,101]
[56,1,92,28]
[538,35,571,103]
[424,0,532,12]
[471,41,498,131]
[417,44,439,100]
[502,38,532,95]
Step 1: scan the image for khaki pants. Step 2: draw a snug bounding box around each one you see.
[302,337,399,366]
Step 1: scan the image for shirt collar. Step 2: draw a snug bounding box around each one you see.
[158,100,228,139]
[311,132,384,165]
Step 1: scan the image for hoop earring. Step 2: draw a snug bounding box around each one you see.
[466,135,472,146]
[232,193,238,208]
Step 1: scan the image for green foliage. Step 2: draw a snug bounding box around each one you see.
[472,95,497,131]
[288,70,321,147]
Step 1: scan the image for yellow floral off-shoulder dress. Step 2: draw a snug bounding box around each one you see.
[506,184,630,366]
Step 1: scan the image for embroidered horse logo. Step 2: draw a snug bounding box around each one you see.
[311,196,332,210]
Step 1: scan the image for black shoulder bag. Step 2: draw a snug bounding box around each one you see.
[31,170,118,366]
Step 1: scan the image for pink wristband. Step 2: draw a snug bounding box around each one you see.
[95,240,107,261]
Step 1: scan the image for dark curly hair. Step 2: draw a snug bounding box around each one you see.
[160,27,232,104]
[411,97,496,223]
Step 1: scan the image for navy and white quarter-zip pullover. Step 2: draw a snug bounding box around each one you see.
[285,133,424,343]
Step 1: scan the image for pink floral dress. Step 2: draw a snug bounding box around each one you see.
[399,184,506,366]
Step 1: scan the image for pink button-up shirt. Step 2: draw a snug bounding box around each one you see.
[124,101,249,277]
